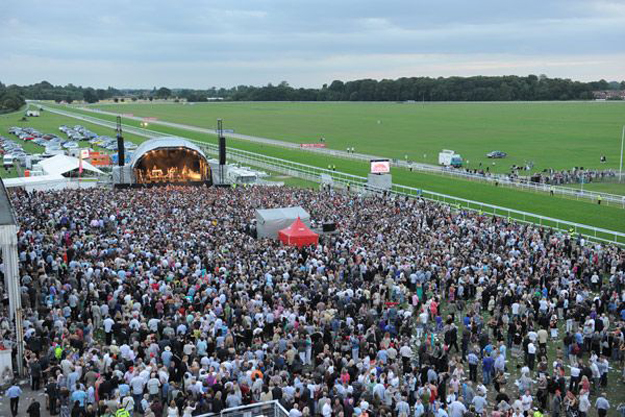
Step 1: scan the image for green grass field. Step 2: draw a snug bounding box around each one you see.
[40,103,625,236]
[563,182,625,197]
[87,101,625,175]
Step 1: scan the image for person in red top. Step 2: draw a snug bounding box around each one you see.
[430,299,439,319]
[429,383,438,405]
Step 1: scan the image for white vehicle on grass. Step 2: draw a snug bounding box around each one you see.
[438,149,463,168]
[63,141,79,149]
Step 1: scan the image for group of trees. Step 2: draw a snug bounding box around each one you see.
[215,76,625,102]
[1,76,624,106]
[0,82,26,113]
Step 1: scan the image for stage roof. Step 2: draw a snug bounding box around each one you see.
[130,137,207,168]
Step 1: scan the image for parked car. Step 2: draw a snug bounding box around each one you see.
[486,150,507,158]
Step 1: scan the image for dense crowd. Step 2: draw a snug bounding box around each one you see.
[0,185,624,417]
[457,168,618,188]
[526,169,618,186]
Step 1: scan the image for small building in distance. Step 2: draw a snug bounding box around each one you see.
[25,110,40,117]
[592,90,625,100]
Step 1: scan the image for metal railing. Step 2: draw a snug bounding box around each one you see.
[40,104,625,246]
[196,400,289,417]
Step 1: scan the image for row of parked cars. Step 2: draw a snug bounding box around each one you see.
[60,125,137,151]
[9,126,82,155]
[8,125,138,156]
[59,124,97,142]
[1,136,28,167]
[2,123,141,171]
[86,134,137,151]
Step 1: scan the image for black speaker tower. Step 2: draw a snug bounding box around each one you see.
[218,119,226,165]
[218,119,226,184]
[116,116,125,167]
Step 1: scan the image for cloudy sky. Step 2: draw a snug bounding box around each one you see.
[1,0,624,88]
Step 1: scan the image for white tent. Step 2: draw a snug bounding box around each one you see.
[37,154,104,176]
[3,174,68,191]
[3,174,99,191]
[256,206,311,239]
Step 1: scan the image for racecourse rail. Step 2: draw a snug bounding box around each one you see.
[65,104,625,208]
[39,104,625,246]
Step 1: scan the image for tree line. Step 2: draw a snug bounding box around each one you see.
[0,82,26,113]
[2,76,624,105]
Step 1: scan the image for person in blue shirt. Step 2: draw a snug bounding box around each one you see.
[119,382,131,397]
[7,383,22,417]
[71,385,87,408]
[482,354,495,385]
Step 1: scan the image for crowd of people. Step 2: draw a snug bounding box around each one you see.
[0,185,624,417]
[526,169,618,186]
[454,167,619,188]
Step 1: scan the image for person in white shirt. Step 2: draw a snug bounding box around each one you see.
[578,392,591,417]
[130,373,146,411]
[147,373,161,399]
[527,342,537,370]
[103,316,115,344]
[521,391,533,412]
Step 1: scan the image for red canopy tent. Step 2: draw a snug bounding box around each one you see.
[278,217,319,247]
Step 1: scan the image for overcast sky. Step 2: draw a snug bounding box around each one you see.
[1,0,624,89]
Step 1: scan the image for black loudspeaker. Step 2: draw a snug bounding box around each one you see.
[117,135,125,167]
[219,136,226,165]
[322,222,336,232]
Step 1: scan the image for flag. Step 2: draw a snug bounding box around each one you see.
[79,153,83,175]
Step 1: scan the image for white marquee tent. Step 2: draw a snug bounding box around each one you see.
[3,154,105,191]
[37,154,104,176]
[255,206,311,239]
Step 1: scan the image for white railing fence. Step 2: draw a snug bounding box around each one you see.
[40,104,625,246]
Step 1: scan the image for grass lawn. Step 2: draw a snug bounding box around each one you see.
[86,101,625,174]
[266,174,319,189]
[0,166,22,179]
[563,182,625,197]
[41,104,625,236]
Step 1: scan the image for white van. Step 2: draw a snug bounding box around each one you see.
[3,154,14,168]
